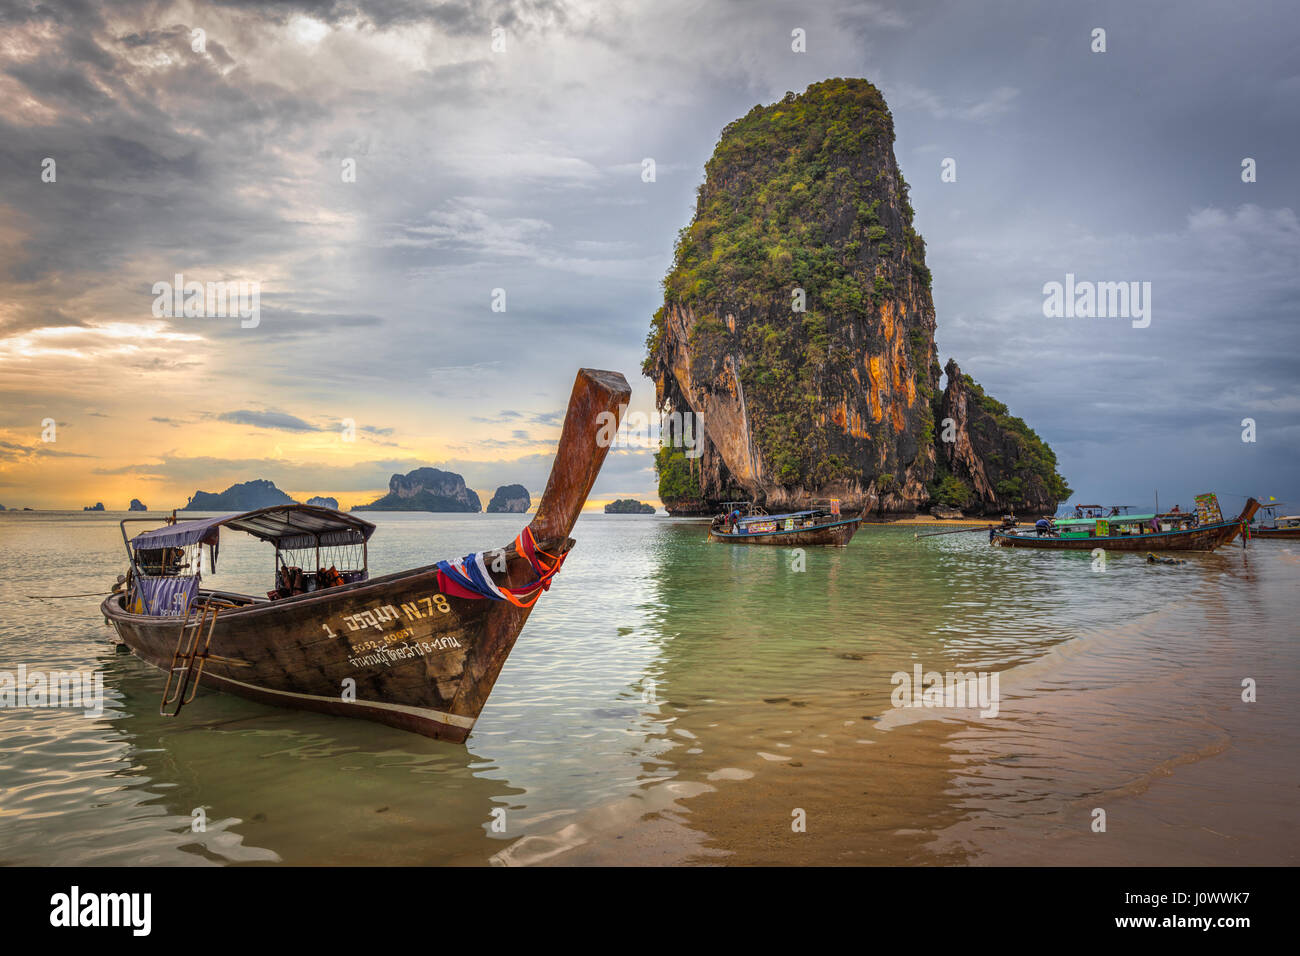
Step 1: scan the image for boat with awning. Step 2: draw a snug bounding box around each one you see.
[1252,503,1300,540]
[101,369,632,742]
[991,494,1258,552]
[708,501,861,547]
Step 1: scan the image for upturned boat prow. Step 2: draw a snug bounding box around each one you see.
[451,367,633,733]
[101,368,632,742]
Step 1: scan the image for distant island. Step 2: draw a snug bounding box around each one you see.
[129,498,147,512]
[486,484,530,514]
[604,499,655,514]
[83,502,105,511]
[353,467,481,513]
[306,496,339,510]
[183,478,295,511]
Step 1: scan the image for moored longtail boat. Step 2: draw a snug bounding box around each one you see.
[708,501,861,547]
[991,494,1258,552]
[101,368,632,742]
[1251,504,1300,540]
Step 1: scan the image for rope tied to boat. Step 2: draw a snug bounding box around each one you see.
[435,527,565,608]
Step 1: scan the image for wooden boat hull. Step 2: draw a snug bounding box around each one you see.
[1252,527,1300,540]
[102,542,569,742]
[991,501,1258,552]
[709,517,861,547]
[102,369,632,741]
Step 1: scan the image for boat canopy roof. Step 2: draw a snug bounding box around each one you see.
[740,510,822,521]
[130,504,376,551]
[1054,513,1158,527]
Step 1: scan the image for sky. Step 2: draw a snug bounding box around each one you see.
[0,0,1296,514]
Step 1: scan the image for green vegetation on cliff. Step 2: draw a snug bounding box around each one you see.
[927,470,974,509]
[657,79,911,309]
[654,446,701,502]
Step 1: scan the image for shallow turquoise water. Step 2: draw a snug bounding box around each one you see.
[0,511,1296,865]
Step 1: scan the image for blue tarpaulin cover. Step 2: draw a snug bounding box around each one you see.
[135,575,199,616]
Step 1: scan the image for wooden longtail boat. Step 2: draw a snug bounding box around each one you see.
[1253,525,1300,540]
[708,503,861,547]
[101,368,632,742]
[991,496,1258,552]
[1251,504,1300,540]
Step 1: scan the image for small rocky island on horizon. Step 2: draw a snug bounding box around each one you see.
[129,498,147,511]
[486,484,530,514]
[182,478,296,511]
[604,498,656,514]
[175,468,501,514]
[353,467,482,513]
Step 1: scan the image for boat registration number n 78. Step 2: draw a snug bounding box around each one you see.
[322,594,452,639]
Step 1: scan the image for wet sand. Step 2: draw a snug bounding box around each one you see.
[507,554,1300,867]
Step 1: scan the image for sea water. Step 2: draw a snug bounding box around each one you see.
[0,511,1295,865]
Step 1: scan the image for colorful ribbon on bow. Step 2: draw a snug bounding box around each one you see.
[435,526,565,608]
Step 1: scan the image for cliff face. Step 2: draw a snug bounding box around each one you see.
[354,467,481,512]
[935,360,1070,515]
[644,78,1067,516]
[645,79,940,515]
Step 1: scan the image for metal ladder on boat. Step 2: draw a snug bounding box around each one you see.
[160,601,226,717]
